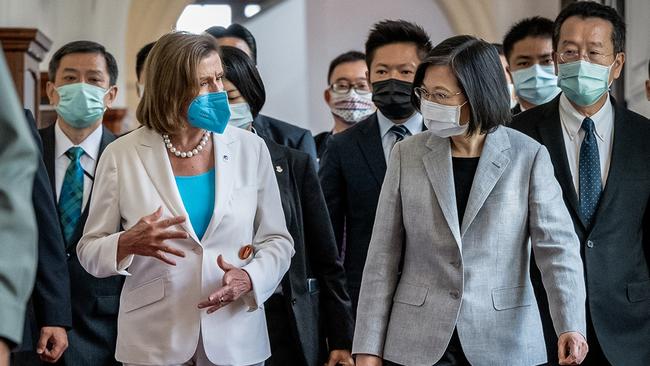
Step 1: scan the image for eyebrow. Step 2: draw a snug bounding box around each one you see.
[422,84,454,93]
[333,77,367,83]
[375,62,415,69]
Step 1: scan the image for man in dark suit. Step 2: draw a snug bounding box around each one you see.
[40,40,122,365]
[511,3,650,365]
[319,20,432,315]
[205,23,318,162]
[12,110,72,365]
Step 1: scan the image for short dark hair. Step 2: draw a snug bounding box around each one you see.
[220,46,266,118]
[365,19,433,69]
[554,1,626,54]
[205,23,257,64]
[503,16,554,61]
[49,40,118,86]
[412,35,511,136]
[491,43,504,56]
[327,50,366,84]
[136,42,155,80]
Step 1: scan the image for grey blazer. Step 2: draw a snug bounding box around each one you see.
[352,126,586,366]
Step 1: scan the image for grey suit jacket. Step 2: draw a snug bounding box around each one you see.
[352,126,586,366]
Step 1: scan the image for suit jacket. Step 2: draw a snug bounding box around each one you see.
[313,131,331,161]
[17,110,72,354]
[352,127,587,366]
[77,126,294,365]
[511,95,650,366]
[319,113,385,312]
[264,139,354,366]
[0,50,38,347]
[253,114,317,163]
[39,123,122,366]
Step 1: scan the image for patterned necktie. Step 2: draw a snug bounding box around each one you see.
[58,146,85,246]
[578,117,602,227]
[390,124,410,144]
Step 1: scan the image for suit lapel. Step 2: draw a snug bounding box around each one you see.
[201,129,237,241]
[357,114,387,187]
[135,128,199,243]
[589,99,627,230]
[422,135,461,247]
[536,97,584,229]
[460,127,511,237]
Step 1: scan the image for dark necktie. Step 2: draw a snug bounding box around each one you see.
[58,146,85,246]
[390,124,410,143]
[578,117,602,227]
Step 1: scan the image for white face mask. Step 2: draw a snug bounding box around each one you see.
[421,98,468,138]
[228,102,254,129]
[328,90,375,124]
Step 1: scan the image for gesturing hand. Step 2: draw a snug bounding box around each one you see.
[198,255,252,313]
[558,331,588,365]
[117,206,188,265]
[36,326,68,363]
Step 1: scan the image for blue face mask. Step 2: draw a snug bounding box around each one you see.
[55,83,109,128]
[187,91,231,134]
[228,102,254,129]
[511,64,561,105]
[558,60,612,107]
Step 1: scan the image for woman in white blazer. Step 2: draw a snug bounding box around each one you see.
[352,36,588,366]
[76,32,294,366]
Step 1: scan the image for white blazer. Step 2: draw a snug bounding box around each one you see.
[77,126,294,366]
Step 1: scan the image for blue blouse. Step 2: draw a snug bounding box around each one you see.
[175,168,215,240]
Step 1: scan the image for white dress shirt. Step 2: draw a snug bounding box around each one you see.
[54,121,103,209]
[559,93,614,195]
[377,110,424,162]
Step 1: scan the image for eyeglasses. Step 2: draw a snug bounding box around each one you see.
[558,49,615,65]
[329,81,371,95]
[414,86,464,104]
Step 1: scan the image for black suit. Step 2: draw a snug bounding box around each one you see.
[263,139,354,366]
[319,113,388,314]
[511,95,650,366]
[313,131,331,161]
[39,124,123,366]
[13,111,72,364]
[253,114,317,163]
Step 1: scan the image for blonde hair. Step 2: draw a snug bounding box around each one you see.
[136,31,220,134]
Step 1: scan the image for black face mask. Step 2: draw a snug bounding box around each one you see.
[371,79,415,120]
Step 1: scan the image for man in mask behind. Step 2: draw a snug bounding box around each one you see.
[315,51,374,161]
[319,19,432,316]
[39,40,123,365]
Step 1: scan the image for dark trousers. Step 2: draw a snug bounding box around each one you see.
[264,294,307,366]
[580,316,611,366]
[384,329,471,366]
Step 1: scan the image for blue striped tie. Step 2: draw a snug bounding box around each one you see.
[578,117,602,227]
[58,146,85,246]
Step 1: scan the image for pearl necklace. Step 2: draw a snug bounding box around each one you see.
[162,131,210,158]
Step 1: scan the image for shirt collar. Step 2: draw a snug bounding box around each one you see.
[54,121,103,161]
[559,93,612,142]
[377,109,424,138]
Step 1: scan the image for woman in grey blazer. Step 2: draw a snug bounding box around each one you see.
[352,36,589,366]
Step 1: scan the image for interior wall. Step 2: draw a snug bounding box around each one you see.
[0,0,131,107]
[624,0,650,117]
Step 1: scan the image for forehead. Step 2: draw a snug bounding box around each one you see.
[197,52,223,76]
[217,37,252,57]
[57,52,108,75]
[371,42,420,68]
[422,64,459,90]
[559,16,614,48]
[330,60,367,82]
[511,36,553,56]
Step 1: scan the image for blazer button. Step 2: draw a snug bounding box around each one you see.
[449,290,460,299]
[291,298,297,305]
[586,240,594,248]
[66,252,71,259]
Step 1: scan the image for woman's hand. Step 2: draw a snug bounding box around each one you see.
[198,255,252,313]
[117,207,188,265]
[355,354,382,366]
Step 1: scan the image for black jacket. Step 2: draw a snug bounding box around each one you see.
[314,131,332,162]
[510,95,650,366]
[264,139,354,366]
[318,113,387,314]
[253,114,317,163]
[17,110,72,354]
[39,124,122,366]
